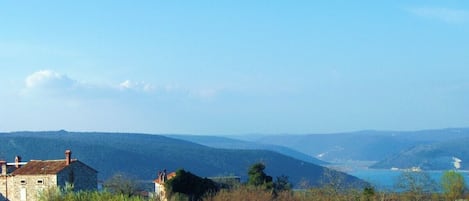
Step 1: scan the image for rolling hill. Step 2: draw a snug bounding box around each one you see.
[0,131,363,187]
[166,134,327,165]
[371,136,469,170]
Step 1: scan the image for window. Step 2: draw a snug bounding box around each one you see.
[20,179,26,185]
[37,179,44,184]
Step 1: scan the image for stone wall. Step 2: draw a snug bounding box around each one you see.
[57,161,97,191]
[0,176,8,201]
[7,174,57,201]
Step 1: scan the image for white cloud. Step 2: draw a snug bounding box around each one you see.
[25,70,75,89]
[119,80,133,89]
[119,80,156,92]
[22,70,221,101]
[409,7,469,24]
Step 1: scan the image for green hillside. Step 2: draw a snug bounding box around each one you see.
[0,131,362,187]
[371,137,469,170]
[167,134,328,165]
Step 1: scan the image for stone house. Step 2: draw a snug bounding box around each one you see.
[0,150,97,201]
[154,169,176,201]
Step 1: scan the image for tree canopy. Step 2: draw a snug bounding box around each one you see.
[441,170,466,201]
[165,169,218,201]
[247,163,273,189]
[103,173,139,197]
[395,171,437,201]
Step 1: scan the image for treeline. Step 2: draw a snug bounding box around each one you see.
[39,163,467,201]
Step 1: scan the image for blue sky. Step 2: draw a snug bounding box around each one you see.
[1,1,468,134]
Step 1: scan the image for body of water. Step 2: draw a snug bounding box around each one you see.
[349,169,469,190]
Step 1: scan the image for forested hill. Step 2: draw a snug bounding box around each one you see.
[166,134,327,165]
[0,131,363,187]
[371,137,469,170]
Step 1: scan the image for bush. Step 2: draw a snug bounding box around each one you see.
[38,186,147,201]
[165,169,219,201]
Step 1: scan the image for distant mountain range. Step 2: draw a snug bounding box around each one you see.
[232,128,469,164]
[0,131,363,187]
[3,127,465,187]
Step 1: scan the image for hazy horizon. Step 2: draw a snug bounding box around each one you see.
[2,127,469,137]
[1,1,468,135]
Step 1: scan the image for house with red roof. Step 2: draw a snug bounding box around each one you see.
[154,169,176,201]
[0,150,97,201]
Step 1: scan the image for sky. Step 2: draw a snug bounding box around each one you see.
[1,1,468,135]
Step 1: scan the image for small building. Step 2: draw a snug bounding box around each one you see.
[154,169,176,201]
[0,150,97,201]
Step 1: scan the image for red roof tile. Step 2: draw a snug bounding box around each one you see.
[12,160,76,175]
[154,172,176,184]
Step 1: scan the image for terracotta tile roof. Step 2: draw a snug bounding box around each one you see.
[12,159,77,175]
[154,172,176,184]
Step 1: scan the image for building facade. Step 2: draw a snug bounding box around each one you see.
[154,169,176,201]
[0,150,97,201]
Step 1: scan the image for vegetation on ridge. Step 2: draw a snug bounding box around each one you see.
[38,165,469,201]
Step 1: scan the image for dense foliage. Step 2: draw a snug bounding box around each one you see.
[247,163,273,189]
[441,170,466,201]
[165,169,219,201]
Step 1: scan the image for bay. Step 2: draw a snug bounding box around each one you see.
[349,169,469,191]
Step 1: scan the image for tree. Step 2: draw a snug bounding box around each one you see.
[247,163,273,190]
[165,169,218,201]
[441,170,466,201]
[103,173,139,197]
[319,168,349,200]
[362,186,375,201]
[274,175,292,192]
[394,171,437,201]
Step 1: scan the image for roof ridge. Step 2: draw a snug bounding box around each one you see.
[29,159,77,162]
